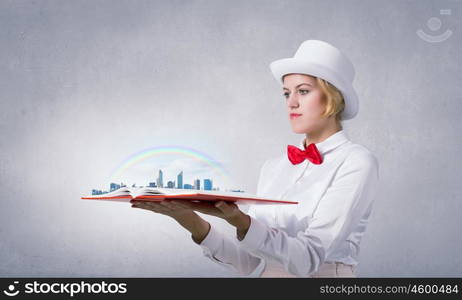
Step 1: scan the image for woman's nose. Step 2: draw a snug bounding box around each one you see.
[287,93,299,107]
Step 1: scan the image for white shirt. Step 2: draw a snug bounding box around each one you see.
[196,130,380,277]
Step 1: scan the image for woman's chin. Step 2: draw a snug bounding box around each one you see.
[290,126,308,134]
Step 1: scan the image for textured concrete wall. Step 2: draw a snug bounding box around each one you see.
[1,0,461,277]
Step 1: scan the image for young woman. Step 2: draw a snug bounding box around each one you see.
[131,40,379,277]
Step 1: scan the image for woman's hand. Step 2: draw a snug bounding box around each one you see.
[169,200,251,236]
[130,199,211,244]
[131,199,194,220]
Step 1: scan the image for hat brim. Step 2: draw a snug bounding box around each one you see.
[270,58,358,120]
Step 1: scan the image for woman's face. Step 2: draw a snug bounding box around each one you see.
[283,73,329,134]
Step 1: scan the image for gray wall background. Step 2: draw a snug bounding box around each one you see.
[1,0,461,277]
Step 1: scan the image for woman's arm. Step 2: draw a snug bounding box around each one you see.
[131,200,210,243]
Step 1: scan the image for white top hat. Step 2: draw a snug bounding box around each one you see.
[269,40,359,120]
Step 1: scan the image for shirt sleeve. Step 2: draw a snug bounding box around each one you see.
[236,151,380,277]
[192,159,272,276]
[194,223,264,276]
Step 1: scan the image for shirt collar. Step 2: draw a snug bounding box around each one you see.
[299,130,350,156]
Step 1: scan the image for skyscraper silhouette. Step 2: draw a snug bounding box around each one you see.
[157,169,163,188]
[177,171,183,189]
[204,179,212,191]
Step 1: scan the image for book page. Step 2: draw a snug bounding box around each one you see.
[135,188,279,201]
[194,190,278,201]
[153,188,203,195]
[83,187,131,198]
[127,187,196,198]
[129,187,162,198]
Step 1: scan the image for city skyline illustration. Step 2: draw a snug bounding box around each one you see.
[92,168,245,195]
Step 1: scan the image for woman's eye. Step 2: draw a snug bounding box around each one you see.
[299,89,310,94]
[283,92,289,98]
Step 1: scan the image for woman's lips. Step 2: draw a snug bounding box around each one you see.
[290,113,302,120]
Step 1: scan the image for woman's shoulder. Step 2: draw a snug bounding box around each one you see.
[342,141,379,173]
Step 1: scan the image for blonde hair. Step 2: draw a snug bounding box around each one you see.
[316,77,345,125]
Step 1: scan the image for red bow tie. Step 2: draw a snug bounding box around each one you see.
[287,143,323,165]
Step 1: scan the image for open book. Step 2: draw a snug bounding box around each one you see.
[81,187,298,205]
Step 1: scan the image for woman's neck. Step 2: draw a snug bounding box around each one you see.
[304,125,342,147]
